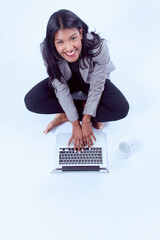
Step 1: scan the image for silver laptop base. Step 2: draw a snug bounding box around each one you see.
[51,166,109,174]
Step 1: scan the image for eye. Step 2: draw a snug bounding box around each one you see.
[71,36,77,41]
[57,41,63,45]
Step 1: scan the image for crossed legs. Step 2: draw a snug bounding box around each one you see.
[24,78,129,133]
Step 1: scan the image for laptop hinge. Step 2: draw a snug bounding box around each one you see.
[62,166,100,172]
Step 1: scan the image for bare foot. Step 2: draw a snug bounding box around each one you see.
[44,113,68,134]
[92,122,103,129]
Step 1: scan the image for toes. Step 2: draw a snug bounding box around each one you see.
[92,122,103,129]
[44,114,68,135]
[43,129,48,135]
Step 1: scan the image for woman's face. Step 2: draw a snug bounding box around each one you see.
[54,28,83,62]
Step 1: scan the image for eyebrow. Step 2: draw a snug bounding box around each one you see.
[55,33,78,41]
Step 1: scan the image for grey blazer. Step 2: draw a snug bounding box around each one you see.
[51,38,115,122]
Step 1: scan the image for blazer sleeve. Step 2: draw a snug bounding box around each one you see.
[51,78,79,122]
[83,41,115,117]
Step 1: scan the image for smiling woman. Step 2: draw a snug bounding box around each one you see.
[24,9,129,151]
[54,28,83,62]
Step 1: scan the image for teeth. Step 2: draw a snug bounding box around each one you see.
[65,50,75,56]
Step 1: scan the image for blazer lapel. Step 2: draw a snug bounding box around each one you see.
[58,60,72,80]
[79,58,89,82]
[80,67,89,82]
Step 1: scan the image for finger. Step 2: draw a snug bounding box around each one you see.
[77,139,81,152]
[83,137,87,147]
[86,137,91,149]
[89,136,93,146]
[91,132,96,142]
[74,139,77,152]
[68,136,74,146]
[80,139,84,151]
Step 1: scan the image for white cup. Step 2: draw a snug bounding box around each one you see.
[119,142,134,154]
[118,139,142,159]
[111,139,142,167]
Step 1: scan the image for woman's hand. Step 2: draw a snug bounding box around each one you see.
[68,120,83,151]
[82,115,96,148]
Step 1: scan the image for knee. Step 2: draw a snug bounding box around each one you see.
[24,92,34,112]
[118,99,130,119]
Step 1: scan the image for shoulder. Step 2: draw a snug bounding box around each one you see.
[86,33,110,62]
[93,41,110,64]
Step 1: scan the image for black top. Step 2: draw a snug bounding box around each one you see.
[67,60,90,95]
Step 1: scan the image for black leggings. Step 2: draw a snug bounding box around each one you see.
[24,78,129,122]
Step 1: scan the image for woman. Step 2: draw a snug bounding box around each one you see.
[24,9,129,151]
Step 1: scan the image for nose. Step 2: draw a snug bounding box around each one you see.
[64,42,74,52]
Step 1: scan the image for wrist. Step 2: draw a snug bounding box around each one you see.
[82,115,91,124]
[71,120,80,127]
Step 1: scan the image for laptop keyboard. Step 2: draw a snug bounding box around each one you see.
[59,147,103,165]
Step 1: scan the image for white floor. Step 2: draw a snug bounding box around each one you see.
[1,1,160,240]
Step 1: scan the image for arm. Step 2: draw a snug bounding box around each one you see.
[52,77,79,122]
[83,41,115,117]
[68,120,83,151]
[81,41,115,146]
[82,114,96,148]
[52,78,83,150]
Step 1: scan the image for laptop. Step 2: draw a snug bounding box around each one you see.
[51,132,109,173]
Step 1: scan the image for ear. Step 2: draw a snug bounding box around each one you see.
[79,28,83,40]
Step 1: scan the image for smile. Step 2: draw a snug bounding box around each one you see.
[65,50,76,57]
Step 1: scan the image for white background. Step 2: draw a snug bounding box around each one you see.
[1,0,160,239]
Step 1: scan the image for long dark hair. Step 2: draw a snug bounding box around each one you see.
[40,9,103,86]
